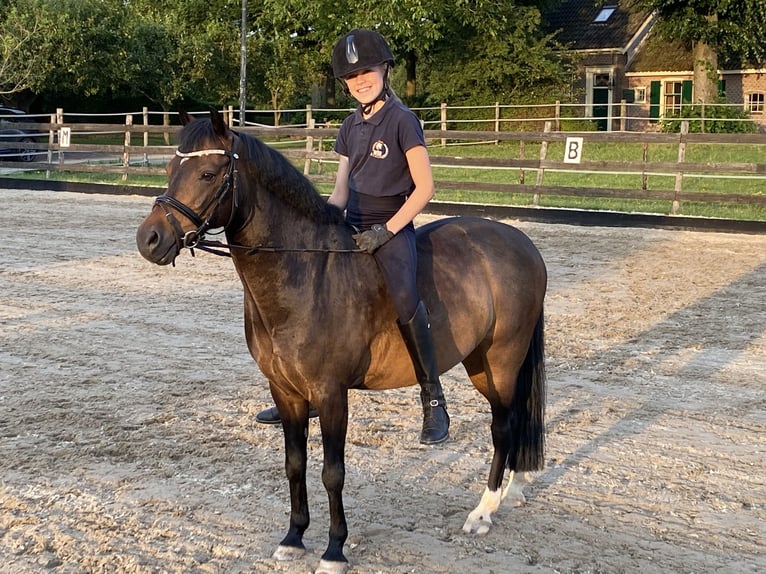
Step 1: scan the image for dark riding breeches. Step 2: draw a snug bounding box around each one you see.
[346,191,420,323]
[373,226,419,324]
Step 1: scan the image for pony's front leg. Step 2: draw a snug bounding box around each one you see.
[272,401,311,562]
[314,397,350,574]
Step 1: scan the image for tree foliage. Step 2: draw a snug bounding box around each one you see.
[419,1,573,105]
[1,0,572,113]
[640,0,766,103]
[122,0,242,110]
[642,0,766,64]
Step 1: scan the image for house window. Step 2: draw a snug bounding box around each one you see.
[594,73,611,88]
[635,86,647,103]
[664,81,684,113]
[747,92,765,114]
[594,7,616,22]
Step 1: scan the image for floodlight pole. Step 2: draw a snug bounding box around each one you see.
[239,0,248,126]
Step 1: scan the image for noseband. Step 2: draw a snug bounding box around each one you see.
[154,143,240,258]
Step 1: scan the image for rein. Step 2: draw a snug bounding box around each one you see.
[154,140,362,260]
[195,238,363,257]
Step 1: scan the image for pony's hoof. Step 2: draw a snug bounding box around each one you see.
[462,513,492,535]
[315,559,350,574]
[273,544,305,561]
[508,491,527,507]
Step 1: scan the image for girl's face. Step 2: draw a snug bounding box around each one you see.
[344,66,386,106]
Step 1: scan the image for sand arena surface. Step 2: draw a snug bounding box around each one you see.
[1,188,764,573]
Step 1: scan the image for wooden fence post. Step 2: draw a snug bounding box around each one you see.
[163,112,170,145]
[641,142,649,192]
[554,101,561,131]
[672,120,689,215]
[46,111,60,178]
[519,139,526,185]
[142,107,149,166]
[304,105,314,176]
[440,102,447,147]
[533,121,552,206]
[620,100,627,131]
[123,114,133,182]
[55,108,64,173]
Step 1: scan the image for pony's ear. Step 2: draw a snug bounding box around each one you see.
[178,111,193,126]
[209,107,228,138]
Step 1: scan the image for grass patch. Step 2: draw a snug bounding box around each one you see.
[4,139,765,221]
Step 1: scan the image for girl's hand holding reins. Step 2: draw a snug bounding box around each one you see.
[353,224,394,253]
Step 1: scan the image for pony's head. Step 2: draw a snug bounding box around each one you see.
[136,109,239,265]
[136,108,345,266]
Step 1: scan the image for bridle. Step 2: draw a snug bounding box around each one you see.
[154,138,362,260]
[153,143,240,259]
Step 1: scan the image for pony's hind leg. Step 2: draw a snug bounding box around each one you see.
[461,340,538,535]
[462,471,528,534]
[462,400,526,535]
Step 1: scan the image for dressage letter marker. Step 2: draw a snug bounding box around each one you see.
[564,137,583,164]
[59,127,71,148]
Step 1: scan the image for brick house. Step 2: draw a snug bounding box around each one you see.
[543,0,766,132]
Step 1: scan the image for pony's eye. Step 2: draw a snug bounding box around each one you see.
[200,171,217,182]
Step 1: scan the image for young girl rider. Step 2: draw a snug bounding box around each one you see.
[255,29,450,445]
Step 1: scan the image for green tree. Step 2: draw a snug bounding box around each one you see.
[640,0,766,104]
[0,4,42,105]
[1,0,131,108]
[248,1,319,118]
[419,2,572,106]
[248,0,566,109]
[123,0,242,111]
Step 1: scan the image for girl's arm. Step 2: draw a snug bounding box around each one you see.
[328,155,350,209]
[385,145,434,234]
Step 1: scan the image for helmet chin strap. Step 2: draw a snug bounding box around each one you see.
[361,89,388,116]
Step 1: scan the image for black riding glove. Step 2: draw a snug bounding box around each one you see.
[353,224,394,254]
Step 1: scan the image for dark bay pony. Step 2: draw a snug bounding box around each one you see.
[136,109,547,574]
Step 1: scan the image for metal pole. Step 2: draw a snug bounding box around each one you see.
[239,0,247,126]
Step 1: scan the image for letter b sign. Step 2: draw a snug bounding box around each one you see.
[564,137,583,164]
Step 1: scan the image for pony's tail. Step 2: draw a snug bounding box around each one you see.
[508,310,546,472]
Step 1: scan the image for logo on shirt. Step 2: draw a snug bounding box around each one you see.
[370,140,389,159]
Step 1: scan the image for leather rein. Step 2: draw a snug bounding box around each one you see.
[153,139,361,260]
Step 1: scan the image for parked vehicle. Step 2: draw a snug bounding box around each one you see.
[0,107,40,162]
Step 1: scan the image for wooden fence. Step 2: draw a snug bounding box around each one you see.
[1,111,765,217]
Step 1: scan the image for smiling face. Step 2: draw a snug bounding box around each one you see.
[343,65,386,106]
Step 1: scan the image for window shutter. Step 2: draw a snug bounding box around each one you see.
[682,80,693,104]
[649,81,660,120]
[718,79,726,98]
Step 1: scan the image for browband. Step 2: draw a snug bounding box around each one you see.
[175,148,238,164]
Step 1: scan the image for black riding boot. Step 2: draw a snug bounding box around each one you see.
[398,300,450,445]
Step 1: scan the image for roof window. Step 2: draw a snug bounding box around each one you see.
[594,6,616,23]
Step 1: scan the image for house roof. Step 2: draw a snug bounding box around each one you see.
[542,0,653,52]
[627,30,766,73]
[627,33,693,72]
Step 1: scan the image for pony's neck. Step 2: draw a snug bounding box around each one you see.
[227,134,348,249]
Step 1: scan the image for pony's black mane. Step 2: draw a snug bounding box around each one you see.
[179,118,345,225]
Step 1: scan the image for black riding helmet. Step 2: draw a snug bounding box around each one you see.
[331,29,394,79]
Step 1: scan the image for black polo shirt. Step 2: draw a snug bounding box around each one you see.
[334,98,426,198]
